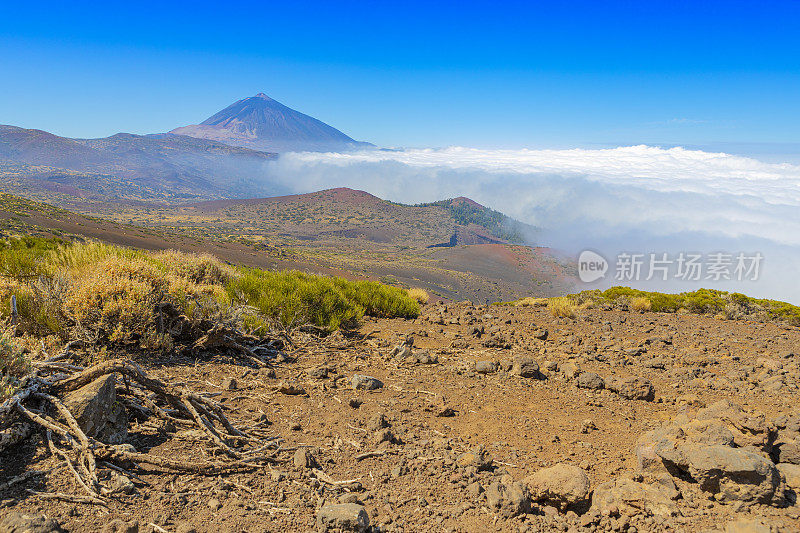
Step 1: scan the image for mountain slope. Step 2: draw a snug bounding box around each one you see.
[89,187,571,302]
[0,125,281,202]
[170,93,372,152]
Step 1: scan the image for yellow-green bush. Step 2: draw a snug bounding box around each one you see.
[407,288,430,305]
[548,297,577,319]
[630,296,652,312]
[0,237,421,341]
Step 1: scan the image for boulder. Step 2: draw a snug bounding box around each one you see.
[776,462,800,491]
[316,503,370,532]
[657,444,785,505]
[696,400,773,450]
[576,372,604,390]
[351,375,383,390]
[485,481,532,517]
[591,478,677,517]
[634,426,683,476]
[0,513,64,533]
[773,438,800,465]
[523,463,590,511]
[62,374,127,444]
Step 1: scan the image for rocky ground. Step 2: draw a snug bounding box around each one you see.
[2,302,800,532]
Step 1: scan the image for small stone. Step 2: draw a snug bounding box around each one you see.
[576,372,605,390]
[294,448,318,469]
[308,365,330,379]
[475,361,497,374]
[316,503,370,532]
[62,374,127,444]
[348,398,363,409]
[102,519,139,533]
[466,481,484,498]
[559,362,582,379]
[524,463,591,511]
[512,357,542,378]
[456,445,493,471]
[608,376,655,401]
[221,377,238,390]
[107,471,135,494]
[485,481,532,517]
[339,493,361,504]
[208,498,222,511]
[277,381,306,395]
[366,413,390,431]
[351,375,383,390]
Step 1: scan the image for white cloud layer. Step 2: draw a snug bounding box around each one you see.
[263,145,800,302]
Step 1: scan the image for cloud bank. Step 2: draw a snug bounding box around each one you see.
[263,145,800,302]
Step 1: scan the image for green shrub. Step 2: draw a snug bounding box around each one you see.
[228,270,420,330]
[567,286,800,325]
[0,235,63,279]
[228,269,362,330]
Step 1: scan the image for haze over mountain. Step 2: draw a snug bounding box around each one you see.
[0,124,281,201]
[171,93,372,153]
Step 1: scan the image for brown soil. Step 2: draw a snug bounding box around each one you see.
[2,304,800,532]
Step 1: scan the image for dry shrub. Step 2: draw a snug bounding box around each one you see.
[154,250,238,285]
[515,297,548,307]
[548,297,577,319]
[407,288,430,305]
[0,324,29,400]
[64,257,168,343]
[630,296,652,312]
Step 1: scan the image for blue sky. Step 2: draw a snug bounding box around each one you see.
[1,1,799,150]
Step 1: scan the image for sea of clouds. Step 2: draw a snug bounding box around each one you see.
[263,145,800,303]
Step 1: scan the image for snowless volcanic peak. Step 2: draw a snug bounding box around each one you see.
[170,93,372,153]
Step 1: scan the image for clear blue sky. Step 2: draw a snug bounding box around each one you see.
[1,1,799,150]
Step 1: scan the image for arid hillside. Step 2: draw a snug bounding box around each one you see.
[2,296,799,532]
[2,189,574,303]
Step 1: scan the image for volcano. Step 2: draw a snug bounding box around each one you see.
[170,93,372,153]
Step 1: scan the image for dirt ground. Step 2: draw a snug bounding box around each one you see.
[2,303,800,532]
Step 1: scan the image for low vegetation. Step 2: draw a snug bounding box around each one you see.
[406,288,430,304]
[630,296,652,312]
[548,296,577,319]
[568,286,800,325]
[0,236,420,346]
[0,325,29,400]
[415,198,532,244]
